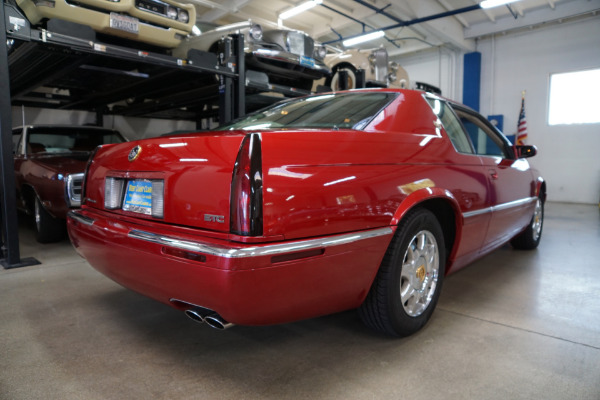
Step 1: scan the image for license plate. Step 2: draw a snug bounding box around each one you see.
[300,55,315,68]
[123,180,153,215]
[110,13,139,34]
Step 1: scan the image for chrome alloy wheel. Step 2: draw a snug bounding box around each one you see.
[400,230,440,317]
[532,198,543,241]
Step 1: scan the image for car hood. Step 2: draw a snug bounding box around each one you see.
[28,153,90,175]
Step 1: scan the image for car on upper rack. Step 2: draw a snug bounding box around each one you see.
[173,21,330,91]
[67,88,546,336]
[313,47,410,91]
[8,0,195,49]
[13,125,126,243]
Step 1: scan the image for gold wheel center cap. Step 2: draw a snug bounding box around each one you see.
[416,265,426,283]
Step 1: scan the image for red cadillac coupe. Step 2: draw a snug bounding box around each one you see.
[67,89,546,336]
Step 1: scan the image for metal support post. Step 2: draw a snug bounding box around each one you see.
[217,37,233,125]
[231,34,245,119]
[0,2,39,268]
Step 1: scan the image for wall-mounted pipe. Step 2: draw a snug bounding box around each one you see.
[321,3,400,48]
[323,3,482,45]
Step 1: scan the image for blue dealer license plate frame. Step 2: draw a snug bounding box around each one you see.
[123,180,154,215]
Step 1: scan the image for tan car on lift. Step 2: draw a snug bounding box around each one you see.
[314,47,409,91]
[14,0,195,48]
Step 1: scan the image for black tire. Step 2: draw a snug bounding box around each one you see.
[510,197,544,250]
[34,197,66,243]
[359,208,445,337]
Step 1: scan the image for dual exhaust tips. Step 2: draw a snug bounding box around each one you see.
[170,299,234,330]
[184,309,234,330]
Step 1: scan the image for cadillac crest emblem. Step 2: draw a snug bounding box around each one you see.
[128,145,142,162]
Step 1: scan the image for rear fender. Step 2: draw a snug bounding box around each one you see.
[390,187,463,273]
[535,176,546,202]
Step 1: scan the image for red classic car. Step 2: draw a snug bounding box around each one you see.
[13,125,126,243]
[67,89,546,336]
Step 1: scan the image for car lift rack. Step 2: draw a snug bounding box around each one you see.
[0,1,310,268]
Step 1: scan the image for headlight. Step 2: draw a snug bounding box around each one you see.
[315,45,327,59]
[178,9,189,23]
[249,24,263,41]
[388,72,397,83]
[166,6,177,19]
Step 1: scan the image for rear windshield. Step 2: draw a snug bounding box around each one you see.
[27,127,125,154]
[219,92,397,131]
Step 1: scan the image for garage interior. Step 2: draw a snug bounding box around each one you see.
[1,0,599,399]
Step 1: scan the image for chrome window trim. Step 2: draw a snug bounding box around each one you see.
[128,227,394,259]
[462,196,537,219]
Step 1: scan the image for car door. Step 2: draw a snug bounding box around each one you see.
[451,106,537,251]
[424,97,492,267]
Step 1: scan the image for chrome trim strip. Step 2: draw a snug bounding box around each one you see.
[462,207,490,219]
[128,227,394,259]
[492,196,537,212]
[68,211,95,226]
[462,197,537,219]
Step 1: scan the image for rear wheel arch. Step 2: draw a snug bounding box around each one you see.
[538,180,547,203]
[391,191,461,273]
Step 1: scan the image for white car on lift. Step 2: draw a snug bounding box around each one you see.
[313,47,409,91]
[174,21,330,91]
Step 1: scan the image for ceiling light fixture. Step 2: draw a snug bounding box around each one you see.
[480,0,522,9]
[279,0,323,20]
[342,30,385,47]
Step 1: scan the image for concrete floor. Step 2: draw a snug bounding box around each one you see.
[1,202,599,400]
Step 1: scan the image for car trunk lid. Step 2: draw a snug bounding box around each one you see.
[83,132,246,233]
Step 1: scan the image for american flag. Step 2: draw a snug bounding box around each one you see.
[516,94,528,145]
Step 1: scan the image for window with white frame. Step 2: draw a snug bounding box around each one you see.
[548,68,600,125]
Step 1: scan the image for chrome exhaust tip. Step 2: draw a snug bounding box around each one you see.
[204,314,234,330]
[184,309,205,324]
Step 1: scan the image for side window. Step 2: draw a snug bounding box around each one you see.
[12,129,23,155]
[454,110,508,158]
[425,97,474,154]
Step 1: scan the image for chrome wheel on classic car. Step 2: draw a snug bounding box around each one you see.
[359,208,445,337]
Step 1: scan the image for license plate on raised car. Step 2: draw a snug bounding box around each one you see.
[300,55,315,68]
[123,180,153,215]
[110,13,139,34]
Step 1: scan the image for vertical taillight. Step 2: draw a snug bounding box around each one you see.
[230,133,263,236]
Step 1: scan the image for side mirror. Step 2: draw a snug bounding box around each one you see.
[515,145,537,159]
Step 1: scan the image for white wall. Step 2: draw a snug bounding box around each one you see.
[477,17,600,204]
[395,16,600,204]
[393,47,463,102]
[11,107,196,140]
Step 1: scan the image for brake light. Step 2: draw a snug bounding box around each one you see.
[230,133,263,236]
